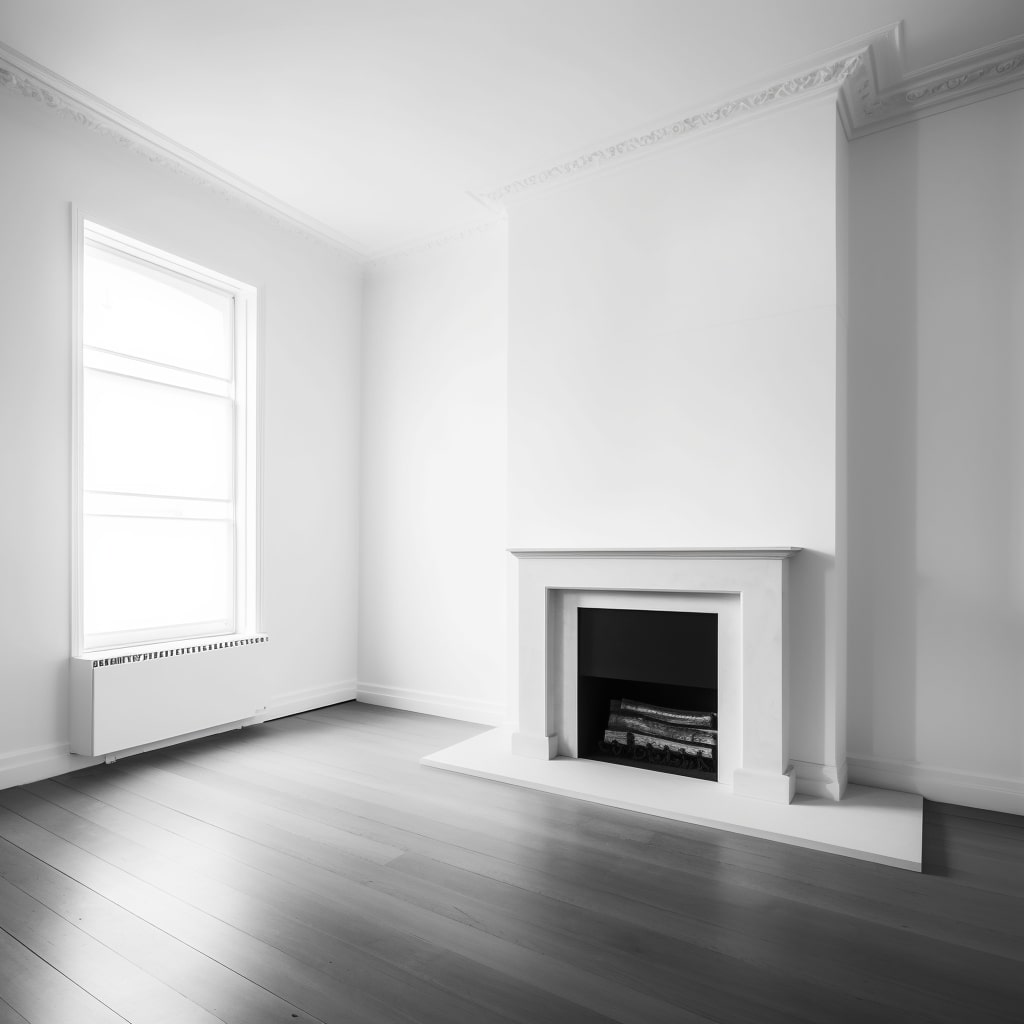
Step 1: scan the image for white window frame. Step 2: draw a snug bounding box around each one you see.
[71,211,263,655]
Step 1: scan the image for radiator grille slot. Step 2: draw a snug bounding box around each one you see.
[87,634,269,668]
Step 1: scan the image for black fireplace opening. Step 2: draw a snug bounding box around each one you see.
[577,607,718,781]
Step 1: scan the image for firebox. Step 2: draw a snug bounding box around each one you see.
[576,607,718,781]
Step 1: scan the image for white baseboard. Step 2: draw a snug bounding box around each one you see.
[259,679,358,721]
[0,741,90,791]
[792,759,848,801]
[356,682,504,726]
[848,753,1024,816]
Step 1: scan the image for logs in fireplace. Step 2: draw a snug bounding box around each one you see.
[599,697,717,773]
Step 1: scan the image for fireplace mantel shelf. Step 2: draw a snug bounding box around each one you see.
[509,547,802,559]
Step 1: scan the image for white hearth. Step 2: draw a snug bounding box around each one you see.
[424,548,923,869]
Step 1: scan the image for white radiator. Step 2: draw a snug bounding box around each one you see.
[70,636,269,757]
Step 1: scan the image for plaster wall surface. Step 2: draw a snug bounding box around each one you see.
[0,88,362,785]
[847,88,1024,811]
[359,229,509,723]
[506,96,843,772]
[7,60,1020,816]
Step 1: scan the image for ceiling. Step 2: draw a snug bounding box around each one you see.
[2,0,1023,257]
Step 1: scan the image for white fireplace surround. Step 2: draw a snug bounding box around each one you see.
[510,547,798,804]
[424,546,924,869]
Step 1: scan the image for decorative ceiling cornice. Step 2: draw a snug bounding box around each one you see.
[0,42,364,261]
[839,27,1024,137]
[476,23,1024,207]
[473,48,867,208]
[6,25,1024,256]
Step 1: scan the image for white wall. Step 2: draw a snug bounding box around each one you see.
[847,89,1024,813]
[356,85,1024,812]
[7,57,1019,818]
[358,228,508,724]
[0,87,362,786]
[506,95,846,782]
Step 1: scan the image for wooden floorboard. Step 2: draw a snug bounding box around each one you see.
[0,996,30,1024]
[0,703,1021,1023]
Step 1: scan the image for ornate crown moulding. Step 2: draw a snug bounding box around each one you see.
[473,53,862,208]
[475,23,1024,208]
[0,43,363,261]
[839,28,1024,139]
[7,25,1024,257]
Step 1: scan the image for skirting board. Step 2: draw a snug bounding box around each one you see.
[424,728,923,871]
[259,680,358,722]
[848,754,1024,817]
[357,682,504,726]
[0,742,80,791]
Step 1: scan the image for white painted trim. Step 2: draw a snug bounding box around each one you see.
[792,758,848,801]
[253,286,267,638]
[0,742,83,791]
[259,680,358,721]
[70,204,85,656]
[840,29,1024,138]
[473,53,859,207]
[733,767,796,804]
[510,732,558,759]
[472,23,1024,204]
[7,31,1024,261]
[0,42,362,259]
[848,754,1024,817]
[509,546,801,559]
[356,682,504,726]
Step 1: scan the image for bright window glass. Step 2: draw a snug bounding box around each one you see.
[76,221,259,653]
[83,371,234,499]
[84,244,233,378]
[83,517,234,639]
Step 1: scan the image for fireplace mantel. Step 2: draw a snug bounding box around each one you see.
[508,545,802,804]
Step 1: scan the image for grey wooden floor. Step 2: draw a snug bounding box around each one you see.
[0,703,1020,1024]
